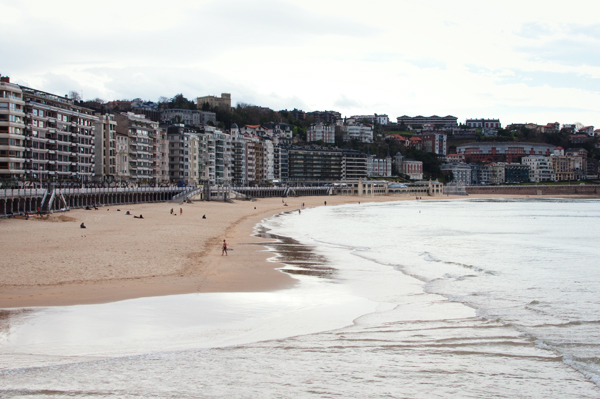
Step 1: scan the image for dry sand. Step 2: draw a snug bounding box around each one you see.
[0,193,589,308]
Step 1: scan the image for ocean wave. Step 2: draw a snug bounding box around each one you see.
[419,252,499,276]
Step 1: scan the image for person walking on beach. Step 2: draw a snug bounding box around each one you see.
[222,239,228,256]
[180,208,183,215]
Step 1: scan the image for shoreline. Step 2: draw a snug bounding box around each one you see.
[0,193,596,309]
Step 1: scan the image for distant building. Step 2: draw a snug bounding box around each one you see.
[307,122,335,144]
[342,123,373,143]
[456,142,556,163]
[522,156,555,182]
[470,164,491,185]
[286,146,367,182]
[540,122,560,134]
[444,153,465,163]
[506,123,538,131]
[408,136,423,151]
[161,109,216,127]
[367,154,392,177]
[351,114,389,125]
[465,118,501,129]
[289,108,305,120]
[568,134,589,144]
[441,163,471,184]
[306,110,341,124]
[504,164,530,184]
[566,148,588,158]
[551,155,586,181]
[393,152,423,180]
[396,115,458,129]
[419,132,447,155]
[196,93,231,110]
[449,128,478,140]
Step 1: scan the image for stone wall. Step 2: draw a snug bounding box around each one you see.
[465,185,600,196]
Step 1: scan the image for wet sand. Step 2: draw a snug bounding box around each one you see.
[0,194,590,308]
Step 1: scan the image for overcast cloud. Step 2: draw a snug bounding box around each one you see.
[1,0,599,127]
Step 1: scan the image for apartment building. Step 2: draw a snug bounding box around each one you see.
[306,110,341,124]
[504,164,530,184]
[351,114,389,125]
[154,127,169,184]
[199,128,232,185]
[166,124,201,185]
[0,77,99,185]
[551,156,576,181]
[273,144,288,183]
[342,150,368,181]
[307,122,335,144]
[342,123,373,143]
[522,156,555,182]
[115,112,166,184]
[0,77,25,181]
[287,146,343,182]
[456,142,556,163]
[94,114,117,181]
[24,87,97,183]
[230,131,248,186]
[441,163,472,184]
[470,164,491,185]
[419,133,447,155]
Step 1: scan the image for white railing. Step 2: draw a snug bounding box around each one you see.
[0,188,47,198]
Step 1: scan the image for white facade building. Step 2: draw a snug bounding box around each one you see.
[343,123,374,143]
[351,114,389,125]
[199,128,232,185]
[522,155,555,182]
[167,125,201,185]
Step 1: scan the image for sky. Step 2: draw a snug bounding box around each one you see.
[1,0,599,128]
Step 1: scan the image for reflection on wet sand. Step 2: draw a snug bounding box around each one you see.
[255,226,336,279]
[0,309,35,338]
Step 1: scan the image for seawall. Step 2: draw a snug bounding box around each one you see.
[465,185,600,196]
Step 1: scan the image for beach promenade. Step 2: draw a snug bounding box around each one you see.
[0,193,582,308]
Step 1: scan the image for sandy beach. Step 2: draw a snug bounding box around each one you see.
[0,193,589,308]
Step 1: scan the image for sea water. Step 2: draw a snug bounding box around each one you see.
[1,199,600,398]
